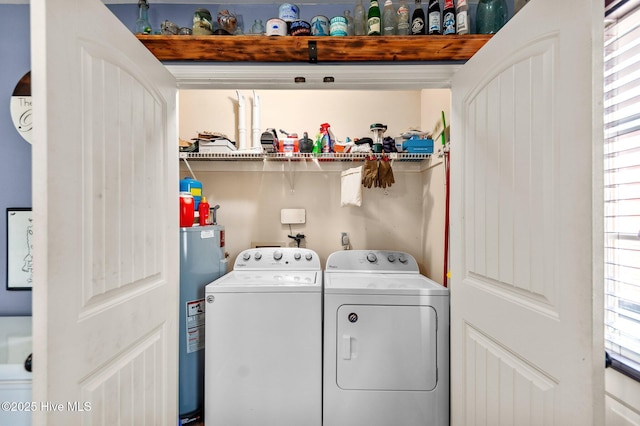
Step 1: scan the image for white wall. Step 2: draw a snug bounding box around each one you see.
[180,89,423,145]
[607,370,640,425]
[420,89,450,285]
[180,89,449,282]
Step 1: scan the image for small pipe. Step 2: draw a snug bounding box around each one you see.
[182,158,197,180]
[252,91,261,149]
[237,90,247,150]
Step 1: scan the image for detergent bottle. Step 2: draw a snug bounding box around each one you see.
[180,177,202,209]
[312,132,322,155]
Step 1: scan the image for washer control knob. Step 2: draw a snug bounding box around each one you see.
[294,252,302,260]
[273,250,283,261]
[366,252,377,263]
[387,254,396,263]
[254,252,262,260]
[242,252,251,261]
[305,252,313,261]
[398,255,408,264]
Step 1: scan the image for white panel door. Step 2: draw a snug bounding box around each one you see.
[450,0,604,424]
[30,0,178,424]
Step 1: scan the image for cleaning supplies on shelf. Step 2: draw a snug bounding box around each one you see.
[320,123,333,153]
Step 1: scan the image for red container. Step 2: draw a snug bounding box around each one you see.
[180,192,195,227]
[198,196,210,226]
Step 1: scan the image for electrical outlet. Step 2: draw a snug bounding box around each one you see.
[341,232,350,249]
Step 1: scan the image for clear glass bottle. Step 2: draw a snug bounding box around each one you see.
[382,0,396,35]
[475,0,507,34]
[396,0,410,35]
[135,0,152,34]
[345,10,355,35]
[251,19,265,34]
[354,0,367,35]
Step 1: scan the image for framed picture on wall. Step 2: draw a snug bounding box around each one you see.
[6,208,33,290]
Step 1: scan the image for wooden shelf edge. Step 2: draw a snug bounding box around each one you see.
[137,34,492,62]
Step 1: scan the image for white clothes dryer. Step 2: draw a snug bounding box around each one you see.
[323,250,450,426]
[204,248,322,426]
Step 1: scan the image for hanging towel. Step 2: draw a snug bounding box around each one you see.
[341,166,363,207]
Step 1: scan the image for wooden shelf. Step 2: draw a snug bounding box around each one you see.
[137,34,492,63]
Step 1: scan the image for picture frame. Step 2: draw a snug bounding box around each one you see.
[6,208,33,290]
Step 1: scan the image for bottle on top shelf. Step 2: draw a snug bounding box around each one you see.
[345,10,355,35]
[367,0,382,35]
[135,0,152,34]
[475,0,507,34]
[410,0,425,34]
[455,0,469,34]
[382,0,397,35]
[354,0,367,35]
[396,0,410,35]
[427,0,441,35]
[442,0,456,34]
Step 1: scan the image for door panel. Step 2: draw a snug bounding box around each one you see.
[31,0,178,423]
[336,304,438,391]
[450,0,604,424]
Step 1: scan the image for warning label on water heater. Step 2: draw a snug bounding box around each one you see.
[186,299,205,353]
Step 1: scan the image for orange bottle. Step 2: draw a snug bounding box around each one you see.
[198,196,210,226]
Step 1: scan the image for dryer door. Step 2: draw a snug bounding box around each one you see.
[336,304,438,391]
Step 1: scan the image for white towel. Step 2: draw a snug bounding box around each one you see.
[341,166,363,207]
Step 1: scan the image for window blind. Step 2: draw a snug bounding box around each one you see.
[604,2,640,377]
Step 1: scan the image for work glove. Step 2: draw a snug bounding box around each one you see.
[362,157,378,188]
[377,156,395,189]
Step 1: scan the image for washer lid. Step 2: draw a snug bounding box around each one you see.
[205,271,321,293]
[324,272,448,296]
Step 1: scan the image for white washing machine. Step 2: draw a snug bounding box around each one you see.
[323,250,450,426]
[204,247,322,426]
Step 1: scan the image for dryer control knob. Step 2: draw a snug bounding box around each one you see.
[242,252,251,261]
[294,252,302,260]
[305,252,313,261]
[273,250,283,261]
[254,252,262,260]
[387,254,396,263]
[367,252,377,263]
[398,255,408,264]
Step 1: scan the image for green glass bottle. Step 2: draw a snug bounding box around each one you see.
[475,0,507,34]
[367,0,381,36]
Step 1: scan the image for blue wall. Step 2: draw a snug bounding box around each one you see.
[0,5,31,316]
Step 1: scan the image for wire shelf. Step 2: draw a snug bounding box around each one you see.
[179,151,432,162]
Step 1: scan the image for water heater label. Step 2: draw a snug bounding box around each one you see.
[200,230,215,239]
[186,299,205,353]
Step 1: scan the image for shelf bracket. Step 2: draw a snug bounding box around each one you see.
[285,158,296,192]
[308,41,317,64]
